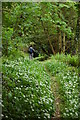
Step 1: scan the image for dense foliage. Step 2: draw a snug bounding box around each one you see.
[2,57,54,120]
[2,2,79,120]
[44,54,78,118]
[2,2,78,56]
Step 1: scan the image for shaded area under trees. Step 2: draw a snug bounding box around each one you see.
[2,2,78,56]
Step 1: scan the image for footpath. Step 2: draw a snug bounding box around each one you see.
[42,60,61,120]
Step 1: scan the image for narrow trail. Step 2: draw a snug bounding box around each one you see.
[42,60,61,120]
[50,76,61,120]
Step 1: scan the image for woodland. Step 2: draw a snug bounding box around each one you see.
[1,2,80,120]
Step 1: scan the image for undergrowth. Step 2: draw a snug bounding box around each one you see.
[53,53,78,67]
[44,54,78,119]
[2,57,54,120]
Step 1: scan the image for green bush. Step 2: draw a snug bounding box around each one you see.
[53,53,78,67]
[67,56,78,67]
[2,57,54,120]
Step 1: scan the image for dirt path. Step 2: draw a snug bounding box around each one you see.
[42,61,61,119]
[50,76,61,120]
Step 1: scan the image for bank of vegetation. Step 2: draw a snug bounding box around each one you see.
[2,2,80,120]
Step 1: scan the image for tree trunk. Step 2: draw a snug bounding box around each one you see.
[59,31,62,53]
[63,32,65,54]
[48,35,55,55]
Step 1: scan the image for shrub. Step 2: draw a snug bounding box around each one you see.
[53,53,78,67]
[67,56,78,67]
